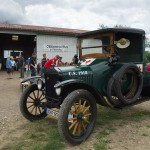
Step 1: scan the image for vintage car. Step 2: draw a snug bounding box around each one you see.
[20,28,150,145]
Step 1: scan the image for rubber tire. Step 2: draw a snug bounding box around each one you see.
[20,84,47,121]
[107,69,138,106]
[58,89,97,145]
[114,63,143,105]
[107,75,122,106]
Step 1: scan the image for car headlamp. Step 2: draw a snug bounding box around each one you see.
[55,87,61,96]
[37,79,43,90]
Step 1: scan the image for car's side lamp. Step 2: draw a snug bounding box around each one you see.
[55,87,61,96]
[37,79,43,90]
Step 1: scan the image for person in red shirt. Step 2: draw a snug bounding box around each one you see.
[44,55,60,69]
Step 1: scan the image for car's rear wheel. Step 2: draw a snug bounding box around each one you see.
[20,84,47,121]
[58,89,97,145]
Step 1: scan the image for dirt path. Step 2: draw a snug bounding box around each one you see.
[0,71,27,149]
[1,71,150,150]
[107,103,150,150]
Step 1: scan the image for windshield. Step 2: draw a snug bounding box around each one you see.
[79,33,114,59]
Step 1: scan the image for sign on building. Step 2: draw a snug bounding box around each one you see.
[44,44,69,52]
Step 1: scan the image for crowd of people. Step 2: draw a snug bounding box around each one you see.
[5,53,79,79]
[5,54,25,79]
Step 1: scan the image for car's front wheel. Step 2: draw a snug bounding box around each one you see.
[58,89,97,145]
[20,84,47,121]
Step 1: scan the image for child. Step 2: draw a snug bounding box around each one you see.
[11,58,16,74]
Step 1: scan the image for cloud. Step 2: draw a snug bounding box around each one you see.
[0,0,150,37]
[0,0,26,24]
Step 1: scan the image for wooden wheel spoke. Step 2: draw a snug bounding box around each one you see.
[83,106,90,114]
[32,91,37,99]
[35,107,37,115]
[78,100,81,112]
[77,123,81,135]
[30,106,36,114]
[70,110,77,116]
[69,120,77,130]
[81,101,87,112]
[37,90,39,99]
[27,103,34,109]
[38,106,42,114]
[84,113,91,117]
[74,103,78,113]
[68,117,77,122]
[38,92,43,100]
[39,97,46,102]
[27,101,34,103]
[81,122,86,131]
[28,95,35,101]
[83,119,90,124]
[73,122,79,135]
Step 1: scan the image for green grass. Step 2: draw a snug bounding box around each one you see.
[96,105,150,125]
[147,125,150,128]
[1,118,65,150]
[2,105,150,150]
[94,130,110,150]
[142,133,149,137]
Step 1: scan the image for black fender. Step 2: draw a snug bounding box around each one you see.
[20,76,44,85]
[54,79,109,107]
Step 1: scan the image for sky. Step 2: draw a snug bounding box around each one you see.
[0,0,150,38]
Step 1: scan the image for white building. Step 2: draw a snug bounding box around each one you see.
[0,23,87,68]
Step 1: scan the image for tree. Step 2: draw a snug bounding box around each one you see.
[144,51,150,64]
[98,24,130,29]
[99,24,108,29]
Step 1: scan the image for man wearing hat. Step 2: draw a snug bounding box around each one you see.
[44,55,60,69]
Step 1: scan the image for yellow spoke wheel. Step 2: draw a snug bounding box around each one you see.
[58,89,97,145]
[68,101,91,136]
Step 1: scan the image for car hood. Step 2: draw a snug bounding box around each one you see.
[55,65,93,84]
[55,65,92,74]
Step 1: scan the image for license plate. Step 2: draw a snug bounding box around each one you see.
[46,108,59,118]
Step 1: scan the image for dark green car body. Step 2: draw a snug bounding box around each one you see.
[20,27,150,145]
[44,27,150,107]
